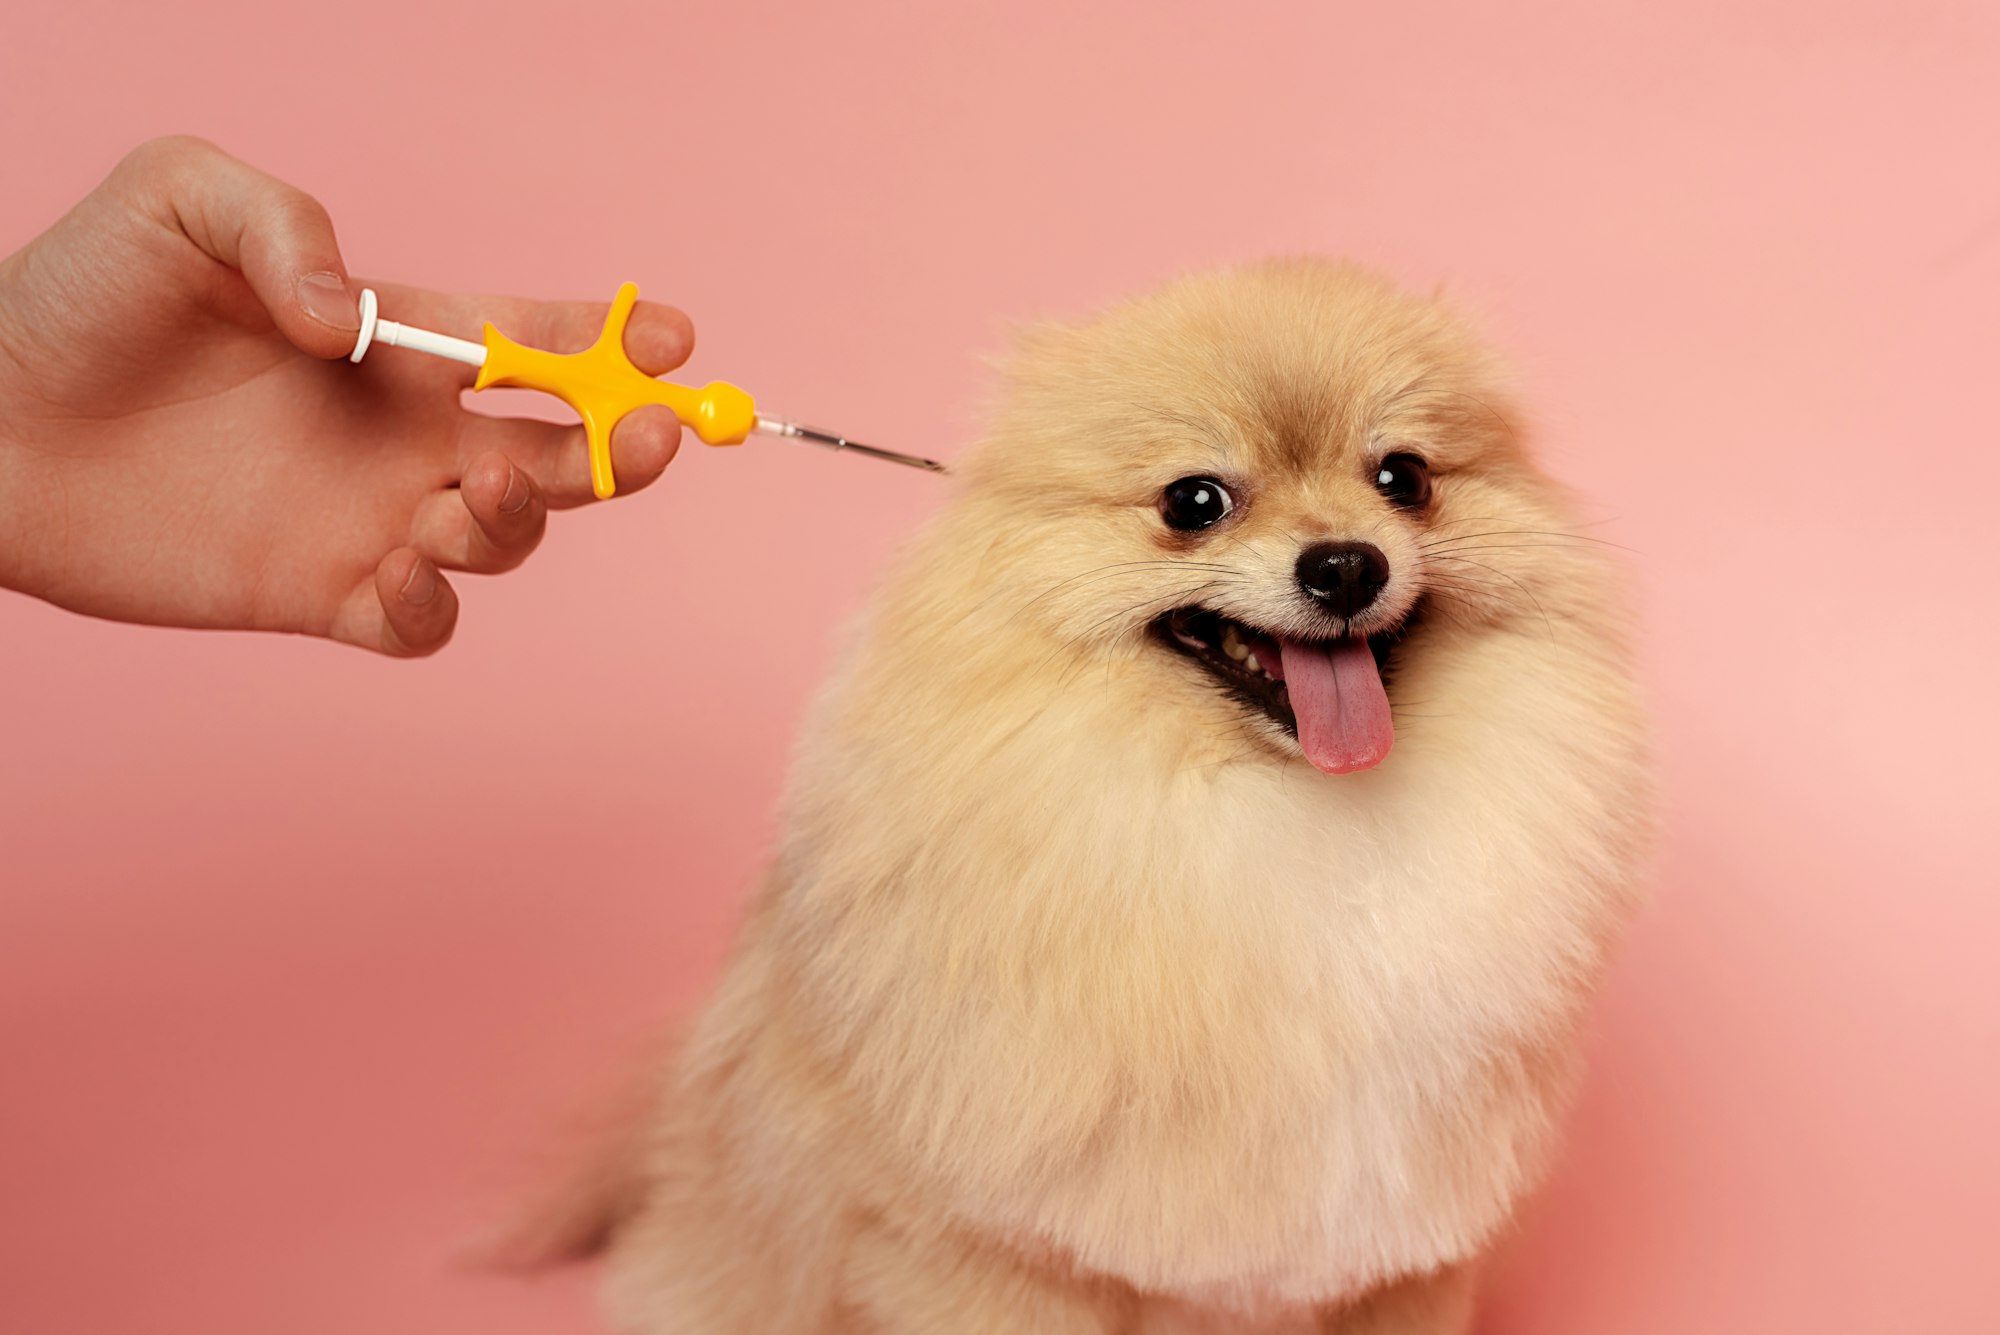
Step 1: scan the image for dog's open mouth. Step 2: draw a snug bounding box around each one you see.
[1147,607,1408,774]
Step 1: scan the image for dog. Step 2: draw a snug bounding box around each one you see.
[517,259,1652,1333]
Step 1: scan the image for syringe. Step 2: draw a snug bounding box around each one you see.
[350,282,946,499]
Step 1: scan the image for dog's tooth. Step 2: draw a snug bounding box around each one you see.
[1243,650,1262,674]
[1222,625,1249,661]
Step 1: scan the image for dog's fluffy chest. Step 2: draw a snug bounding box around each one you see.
[773,705,1629,1306]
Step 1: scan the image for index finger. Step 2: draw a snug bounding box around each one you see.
[357,283,697,387]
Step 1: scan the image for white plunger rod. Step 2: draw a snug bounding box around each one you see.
[348,288,487,368]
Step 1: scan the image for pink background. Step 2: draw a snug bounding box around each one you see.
[3,3,1996,1332]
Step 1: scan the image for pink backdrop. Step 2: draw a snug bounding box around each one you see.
[3,4,1996,1332]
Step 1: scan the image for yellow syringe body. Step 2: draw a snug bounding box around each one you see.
[474,282,758,500]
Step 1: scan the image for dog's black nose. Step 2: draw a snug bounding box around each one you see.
[1295,541,1390,618]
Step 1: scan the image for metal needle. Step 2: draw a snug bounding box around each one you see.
[752,418,948,473]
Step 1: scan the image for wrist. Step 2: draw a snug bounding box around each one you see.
[0,256,38,599]
[0,420,26,599]
[0,348,42,601]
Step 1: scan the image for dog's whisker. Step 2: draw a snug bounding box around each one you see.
[1037,579,1244,686]
[1422,514,1621,534]
[1421,557,1555,637]
[1175,739,1270,774]
[932,559,1232,639]
[1418,528,1633,553]
[937,561,1244,641]
[1417,543,1608,564]
[1007,562,1242,623]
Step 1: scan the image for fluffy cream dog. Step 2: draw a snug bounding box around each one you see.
[527,260,1651,1333]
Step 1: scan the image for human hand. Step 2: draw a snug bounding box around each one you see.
[0,136,691,655]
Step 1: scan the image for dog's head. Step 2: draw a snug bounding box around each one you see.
[958,260,1586,776]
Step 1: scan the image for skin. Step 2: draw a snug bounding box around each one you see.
[0,136,694,655]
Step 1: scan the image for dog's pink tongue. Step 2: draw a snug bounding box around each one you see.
[1277,637,1394,775]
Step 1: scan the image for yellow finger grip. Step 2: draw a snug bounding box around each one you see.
[473,282,758,499]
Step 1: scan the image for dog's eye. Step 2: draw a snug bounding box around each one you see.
[1160,477,1234,531]
[1374,453,1432,510]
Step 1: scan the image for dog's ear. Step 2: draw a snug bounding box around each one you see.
[960,318,1090,473]
[979,316,1080,382]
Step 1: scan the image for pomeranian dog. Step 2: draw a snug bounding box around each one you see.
[520,260,1652,1333]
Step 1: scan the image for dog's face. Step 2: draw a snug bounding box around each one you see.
[963,260,1577,775]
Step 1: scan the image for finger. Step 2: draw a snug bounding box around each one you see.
[328,548,460,657]
[362,283,697,387]
[458,405,682,510]
[117,135,361,360]
[409,452,548,573]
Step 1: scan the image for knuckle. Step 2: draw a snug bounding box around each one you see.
[667,305,696,354]
[500,520,544,563]
[265,186,334,238]
[115,134,222,185]
[389,612,455,658]
[534,302,600,353]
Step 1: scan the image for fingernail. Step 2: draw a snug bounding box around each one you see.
[297,271,360,331]
[400,559,437,606]
[498,463,530,515]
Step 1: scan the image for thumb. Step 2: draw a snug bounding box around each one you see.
[120,136,361,360]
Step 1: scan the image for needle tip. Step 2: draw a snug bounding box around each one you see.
[791,425,948,474]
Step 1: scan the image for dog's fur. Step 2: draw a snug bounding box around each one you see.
[535,261,1651,1332]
